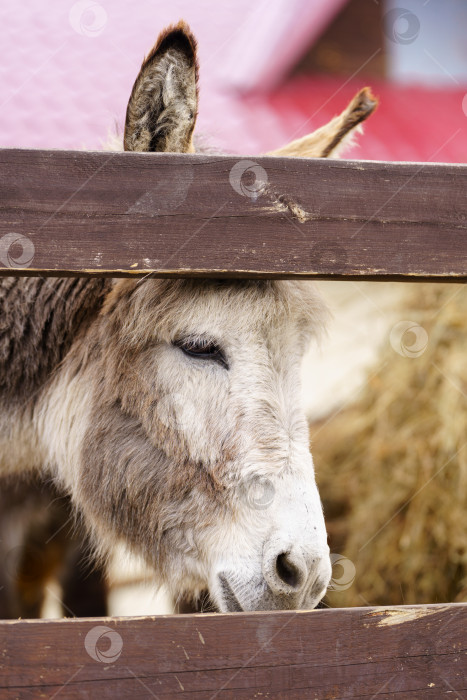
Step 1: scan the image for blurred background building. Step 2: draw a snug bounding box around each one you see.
[2,0,467,161]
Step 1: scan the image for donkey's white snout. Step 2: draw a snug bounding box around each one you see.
[263,539,332,603]
[213,535,331,612]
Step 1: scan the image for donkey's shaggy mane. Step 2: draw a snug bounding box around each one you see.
[102,278,328,349]
[0,278,110,405]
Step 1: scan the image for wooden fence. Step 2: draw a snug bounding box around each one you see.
[2,605,466,699]
[0,149,466,699]
[1,149,466,280]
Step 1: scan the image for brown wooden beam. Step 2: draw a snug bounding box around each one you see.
[0,604,466,698]
[1,149,467,280]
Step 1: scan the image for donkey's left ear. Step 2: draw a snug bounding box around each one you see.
[124,20,198,153]
[267,88,378,159]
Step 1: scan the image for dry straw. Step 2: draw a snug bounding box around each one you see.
[311,283,467,607]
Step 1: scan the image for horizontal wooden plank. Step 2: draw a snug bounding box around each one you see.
[0,149,467,280]
[0,604,465,698]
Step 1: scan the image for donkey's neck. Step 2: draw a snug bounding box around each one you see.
[0,277,111,406]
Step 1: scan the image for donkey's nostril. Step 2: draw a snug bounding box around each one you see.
[276,552,302,589]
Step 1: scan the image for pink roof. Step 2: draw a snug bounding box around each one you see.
[216,0,348,92]
[1,0,344,151]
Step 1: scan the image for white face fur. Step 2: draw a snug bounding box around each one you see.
[128,279,332,611]
[35,279,332,613]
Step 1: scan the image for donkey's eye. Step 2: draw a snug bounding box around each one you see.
[173,338,228,369]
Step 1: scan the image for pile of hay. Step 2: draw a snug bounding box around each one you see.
[311,283,467,607]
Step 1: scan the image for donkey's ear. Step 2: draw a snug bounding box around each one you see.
[267,88,378,159]
[124,20,198,153]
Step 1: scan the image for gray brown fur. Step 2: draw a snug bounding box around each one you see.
[0,277,110,406]
[124,20,198,153]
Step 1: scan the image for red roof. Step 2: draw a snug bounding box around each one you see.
[205,75,467,163]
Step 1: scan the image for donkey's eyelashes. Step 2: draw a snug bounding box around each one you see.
[173,337,229,369]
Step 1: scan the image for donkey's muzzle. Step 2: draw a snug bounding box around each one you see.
[215,544,331,613]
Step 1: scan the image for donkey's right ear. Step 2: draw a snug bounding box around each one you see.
[124,21,198,153]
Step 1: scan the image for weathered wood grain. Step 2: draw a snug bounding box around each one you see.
[1,604,465,698]
[1,149,467,280]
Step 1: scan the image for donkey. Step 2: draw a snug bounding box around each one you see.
[0,21,376,614]
[0,474,107,619]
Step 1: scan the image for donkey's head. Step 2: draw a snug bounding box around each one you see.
[69,22,377,612]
